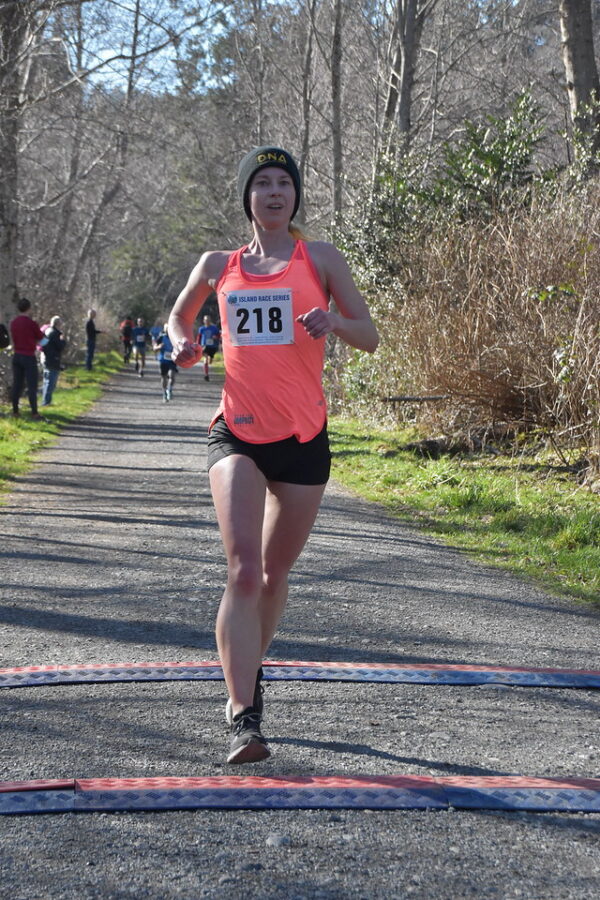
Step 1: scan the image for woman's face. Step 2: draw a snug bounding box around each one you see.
[249,166,296,226]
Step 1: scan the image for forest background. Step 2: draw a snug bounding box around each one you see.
[1,0,599,481]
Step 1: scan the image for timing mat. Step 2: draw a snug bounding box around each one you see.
[1,775,599,815]
[1,659,599,689]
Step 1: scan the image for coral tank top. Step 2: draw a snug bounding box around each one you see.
[212,240,329,443]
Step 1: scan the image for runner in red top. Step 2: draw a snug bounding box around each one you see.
[10,298,44,419]
[169,146,378,764]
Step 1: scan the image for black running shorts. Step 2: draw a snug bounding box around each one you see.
[207,415,331,485]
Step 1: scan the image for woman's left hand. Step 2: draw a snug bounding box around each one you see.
[171,338,202,368]
[296,308,337,340]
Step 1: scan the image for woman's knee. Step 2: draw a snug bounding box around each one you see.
[262,565,290,600]
[227,557,263,598]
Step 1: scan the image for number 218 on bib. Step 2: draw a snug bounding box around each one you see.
[225,288,294,346]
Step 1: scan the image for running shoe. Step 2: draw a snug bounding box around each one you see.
[225,667,264,725]
[227,706,270,764]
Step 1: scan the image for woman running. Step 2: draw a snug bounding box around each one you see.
[168,146,378,764]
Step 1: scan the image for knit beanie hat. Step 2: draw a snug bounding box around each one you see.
[238,146,301,221]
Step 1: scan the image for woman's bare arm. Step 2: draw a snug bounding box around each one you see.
[168,251,229,367]
[298,242,378,352]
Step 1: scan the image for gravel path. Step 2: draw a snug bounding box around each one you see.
[0,359,598,899]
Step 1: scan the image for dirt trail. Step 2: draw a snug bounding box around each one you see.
[0,360,598,900]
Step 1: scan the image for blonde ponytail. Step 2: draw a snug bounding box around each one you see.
[289,223,311,241]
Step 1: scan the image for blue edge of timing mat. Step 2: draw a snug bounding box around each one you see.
[1,776,600,815]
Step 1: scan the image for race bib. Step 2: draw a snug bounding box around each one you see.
[164,351,172,360]
[226,288,294,346]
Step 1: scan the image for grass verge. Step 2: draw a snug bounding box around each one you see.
[0,351,123,492]
[330,418,600,606]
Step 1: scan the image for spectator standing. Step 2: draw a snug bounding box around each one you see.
[85,309,101,370]
[197,314,221,381]
[41,316,67,406]
[9,298,44,419]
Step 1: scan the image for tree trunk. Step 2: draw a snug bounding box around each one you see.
[0,2,30,325]
[331,0,343,228]
[298,0,317,225]
[249,0,266,145]
[559,0,600,155]
[47,3,85,303]
[383,0,436,157]
[64,0,142,307]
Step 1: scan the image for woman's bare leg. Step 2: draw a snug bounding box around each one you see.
[259,481,326,656]
[210,454,325,714]
[209,454,267,716]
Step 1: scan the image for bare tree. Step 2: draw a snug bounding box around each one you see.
[0,1,30,324]
[5,0,598,352]
[383,0,438,156]
[298,0,318,223]
[0,1,67,324]
[330,0,343,225]
[0,0,226,330]
[559,0,600,157]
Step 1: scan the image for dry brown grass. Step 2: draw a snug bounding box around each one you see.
[350,183,600,474]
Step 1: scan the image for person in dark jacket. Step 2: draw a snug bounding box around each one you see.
[85,308,101,370]
[9,297,44,419]
[41,316,67,406]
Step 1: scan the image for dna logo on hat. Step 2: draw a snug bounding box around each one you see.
[238,146,301,221]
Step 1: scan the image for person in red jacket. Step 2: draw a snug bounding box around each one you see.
[9,298,44,419]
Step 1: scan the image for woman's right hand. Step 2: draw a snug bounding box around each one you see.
[168,250,228,365]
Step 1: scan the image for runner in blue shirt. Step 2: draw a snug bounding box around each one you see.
[153,324,177,402]
[149,324,162,361]
[197,315,221,381]
[131,317,150,377]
